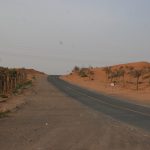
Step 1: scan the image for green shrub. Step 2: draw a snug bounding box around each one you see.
[13,80,32,94]
[79,70,88,77]
[24,80,32,86]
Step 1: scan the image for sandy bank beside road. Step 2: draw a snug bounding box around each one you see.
[0,74,46,113]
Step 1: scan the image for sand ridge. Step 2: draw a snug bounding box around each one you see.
[61,62,150,106]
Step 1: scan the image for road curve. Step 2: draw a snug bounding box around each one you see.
[48,75,150,132]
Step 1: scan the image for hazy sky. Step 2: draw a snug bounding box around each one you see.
[0,0,150,74]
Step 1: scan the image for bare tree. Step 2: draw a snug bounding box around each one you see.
[103,66,112,81]
[118,67,126,86]
[108,71,117,82]
[72,66,80,73]
[88,70,94,80]
[129,69,143,90]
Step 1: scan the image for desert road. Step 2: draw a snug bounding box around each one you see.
[48,75,150,132]
[0,75,150,150]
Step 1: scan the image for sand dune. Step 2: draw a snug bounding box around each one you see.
[62,62,150,106]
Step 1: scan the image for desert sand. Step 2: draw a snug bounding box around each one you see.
[61,62,150,106]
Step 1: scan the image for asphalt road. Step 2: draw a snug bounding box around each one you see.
[48,75,150,132]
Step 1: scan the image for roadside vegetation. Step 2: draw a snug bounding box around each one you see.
[0,67,28,98]
[72,66,95,80]
[71,62,150,91]
[102,65,150,90]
